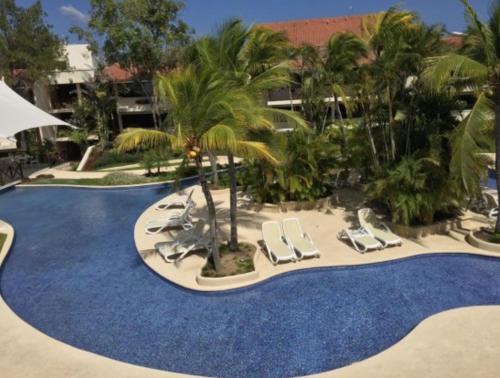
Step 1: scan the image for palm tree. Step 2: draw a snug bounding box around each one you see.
[362,8,416,161]
[323,33,367,146]
[196,19,306,251]
[116,65,277,272]
[422,0,499,230]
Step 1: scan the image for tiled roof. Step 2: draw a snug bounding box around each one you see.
[442,35,464,47]
[259,15,464,49]
[103,63,135,82]
[258,14,372,47]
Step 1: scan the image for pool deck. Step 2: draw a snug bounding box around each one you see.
[135,185,500,292]
[2,185,500,377]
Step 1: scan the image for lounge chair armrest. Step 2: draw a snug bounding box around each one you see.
[489,207,498,219]
[304,232,313,243]
[282,236,293,249]
[380,222,391,232]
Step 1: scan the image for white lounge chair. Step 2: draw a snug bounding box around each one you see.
[155,189,195,211]
[358,208,402,247]
[262,221,297,265]
[145,205,193,235]
[282,218,320,259]
[481,191,499,219]
[155,221,208,263]
[157,239,208,263]
[338,228,383,253]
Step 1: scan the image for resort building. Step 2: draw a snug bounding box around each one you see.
[16,14,467,149]
[258,15,466,128]
[34,44,96,138]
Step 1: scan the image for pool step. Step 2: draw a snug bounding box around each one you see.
[448,229,467,241]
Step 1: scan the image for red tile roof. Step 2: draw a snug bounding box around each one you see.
[103,63,136,82]
[259,15,464,50]
[442,35,464,47]
[258,14,372,47]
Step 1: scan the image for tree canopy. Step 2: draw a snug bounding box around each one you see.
[73,0,191,77]
[0,0,65,89]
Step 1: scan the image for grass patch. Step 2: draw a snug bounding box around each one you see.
[202,242,256,278]
[93,151,145,170]
[0,233,6,251]
[96,156,212,172]
[25,173,174,186]
[489,233,500,244]
[473,229,500,244]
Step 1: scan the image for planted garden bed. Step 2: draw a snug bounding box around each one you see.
[467,229,500,253]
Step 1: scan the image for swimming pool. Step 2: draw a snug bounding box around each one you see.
[1,185,500,378]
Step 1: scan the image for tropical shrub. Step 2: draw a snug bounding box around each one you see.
[93,150,144,169]
[101,172,146,185]
[141,150,169,175]
[365,157,462,226]
[240,130,340,203]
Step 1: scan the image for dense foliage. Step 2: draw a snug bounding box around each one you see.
[72,0,191,128]
[238,7,470,227]
[423,0,500,230]
[240,130,339,202]
[0,0,65,92]
[365,158,461,226]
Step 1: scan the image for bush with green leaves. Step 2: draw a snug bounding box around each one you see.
[240,130,340,203]
[101,172,146,185]
[365,157,462,226]
[142,150,172,175]
[94,150,144,170]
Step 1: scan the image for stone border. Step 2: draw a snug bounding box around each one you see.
[466,230,500,253]
[0,220,15,265]
[246,197,330,213]
[195,248,260,287]
[388,219,460,239]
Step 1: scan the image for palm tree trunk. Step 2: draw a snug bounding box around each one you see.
[365,123,379,169]
[365,100,379,168]
[334,94,347,148]
[195,155,221,272]
[207,152,219,187]
[288,86,295,112]
[495,85,500,233]
[387,86,396,161]
[227,152,238,251]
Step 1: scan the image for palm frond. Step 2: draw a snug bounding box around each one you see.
[115,128,172,152]
[261,107,309,129]
[199,124,239,152]
[450,92,493,196]
[234,141,278,164]
[422,53,488,92]
[460,0,496,66]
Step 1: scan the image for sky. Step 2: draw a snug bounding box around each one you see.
[17,0,490,42]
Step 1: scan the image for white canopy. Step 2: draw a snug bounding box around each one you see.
[0,80,74,138]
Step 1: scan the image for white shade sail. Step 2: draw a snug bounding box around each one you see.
[0,80,74,138]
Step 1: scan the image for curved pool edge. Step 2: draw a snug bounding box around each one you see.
[310,305,500,378]
[0,218,200,378]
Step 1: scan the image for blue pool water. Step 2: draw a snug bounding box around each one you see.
[1,185,500,378]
